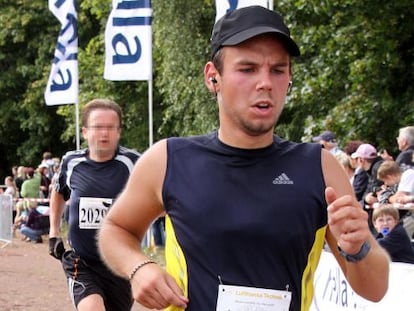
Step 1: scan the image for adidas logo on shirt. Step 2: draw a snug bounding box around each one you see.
[272,173,294,185]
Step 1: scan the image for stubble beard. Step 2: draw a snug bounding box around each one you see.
[239,109,281,136]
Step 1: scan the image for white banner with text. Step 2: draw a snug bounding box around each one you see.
[44,0,78,106]
[311,251,414,311]
[104,0,152,81]
[215,0,269,21]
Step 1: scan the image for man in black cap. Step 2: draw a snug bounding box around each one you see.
[313,130,343,155]
[98,6,389,311]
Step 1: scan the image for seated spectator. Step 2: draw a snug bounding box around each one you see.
[373,205,414,264]
[20,205,50,243]
[13,167,41,230]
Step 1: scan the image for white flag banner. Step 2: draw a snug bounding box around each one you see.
[44,0,78,106]
[104,0,152,81]
[215,0,269,21]
[310,251,414,311]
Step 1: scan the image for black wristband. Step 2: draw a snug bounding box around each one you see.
[338,241,371,263]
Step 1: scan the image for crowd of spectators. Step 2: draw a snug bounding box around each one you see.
[4,128,414,258]
[313,127,414,264]
[1,150,166,249]
[0,152,60,243]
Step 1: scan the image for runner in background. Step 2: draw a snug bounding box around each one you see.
[48,98,140,311]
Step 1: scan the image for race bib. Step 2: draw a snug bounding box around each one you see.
[216,284,291,311]
[78,197,112,229]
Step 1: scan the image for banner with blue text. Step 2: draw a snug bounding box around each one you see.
[215,0,269,22]
[45,0,78,106]
[104,0,152,81]
[311,251,414,310]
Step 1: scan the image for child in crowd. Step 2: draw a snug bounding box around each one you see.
[377,160,414,232]
[376,160,401,204]
[373,205,414,264]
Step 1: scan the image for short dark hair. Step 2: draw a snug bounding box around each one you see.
[212,49,224,75]
[81,98,122,128]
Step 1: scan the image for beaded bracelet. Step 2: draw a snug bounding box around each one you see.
[129,260,156,281]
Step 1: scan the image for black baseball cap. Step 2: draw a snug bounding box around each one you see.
[210,6,300,59]
[312,131,336,142]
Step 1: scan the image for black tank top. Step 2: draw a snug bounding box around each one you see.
[163,131,327,311]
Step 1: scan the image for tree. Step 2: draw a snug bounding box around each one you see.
[278,0,414,155]
[0,0,71,175]
[1,0,413,180]
[0,0,155,177]
[152,0,217,137]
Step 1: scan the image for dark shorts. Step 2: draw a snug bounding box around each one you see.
[62,249,133,311]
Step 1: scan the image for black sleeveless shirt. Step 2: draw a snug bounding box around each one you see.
[163,132,327,311]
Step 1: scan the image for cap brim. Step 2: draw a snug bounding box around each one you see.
[351,152,359,159]
[222,26,300,56]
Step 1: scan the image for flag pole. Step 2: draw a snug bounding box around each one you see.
[75,101,80,150]
[148,79,153,147]
[145,78,154,248]
[103,0,154,248]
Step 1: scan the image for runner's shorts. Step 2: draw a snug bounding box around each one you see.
[62,249,133,311]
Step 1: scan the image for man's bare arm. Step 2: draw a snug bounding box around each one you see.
[322,149,389,302]
[49,188,66,237]
[98,139,188,309]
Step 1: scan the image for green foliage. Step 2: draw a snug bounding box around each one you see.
[152,0,217,137]
[0,0,413,179]
[277,0,414,155]
[0,0,70,172]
